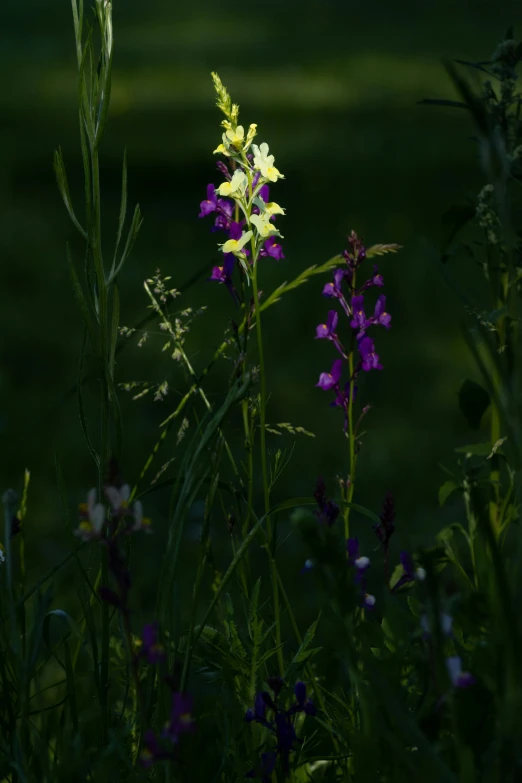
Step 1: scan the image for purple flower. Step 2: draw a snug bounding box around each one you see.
[357,335,383,371]
[446,656,476,689]
[391,551,425,593]
[261,236,285,260]
[139,730,161,768]
[163,693,195,742]
[140,622,165,665]
[313,477,340,526]
[350,295,369,333]
[346,537,371,582]
[245,692,269,725]
[373,295,391,328]
[360,265,384,291]
[316,309,338,340]
[291,681,317,717]
[316,358,343,391]
[275,712,302,776]
[199,184,219,217]
[322,269,351,317]
[209,253,235,285]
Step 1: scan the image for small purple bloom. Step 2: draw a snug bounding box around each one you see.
[322,269,351,317]
[140,622,166,664]
[316,358,343,391]
[199,184,219,217]
[391,550,425,593]
[209,254,235,285]
[139,730,161,768]
[358,335,383,371]
[261,236,285,260]
[292,681,317,716]
[346,538,371,582]
[360,265,384,291]
[163,693,195,741]
[350,295,369,333]
[446,656,476,689]
[373,295,392,328]
[316,309,338,340]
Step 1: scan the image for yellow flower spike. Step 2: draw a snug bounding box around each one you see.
[220,230,253,255]
[264,201,285,216]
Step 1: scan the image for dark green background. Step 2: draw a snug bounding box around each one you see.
[1,1,517,599]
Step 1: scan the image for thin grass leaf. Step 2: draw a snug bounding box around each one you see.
[77,329,100,470]
[107,203,143,285]
[54,148,87,240]
[111,149,128,274]
[260,255,342,311]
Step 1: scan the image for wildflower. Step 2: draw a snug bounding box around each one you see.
[105,483,131,515]
[316,358,343,391]
[140,623,166,664]
[373,295,391,329]
[209,253,235,285]
[350,295,369,334]
[140,730,161,768]
[260,236,285,260]
[322,268,351,317]
[163,692,195,741]
[313,477,340,526]
[346,538,371,581]
[250,212,280,239]
[217,168,248,198]
[446,656,476,688]
[290,681,317,716]
[245,692,270,726]
[76,488,105,541]
[357,335,383,371]
[363,593,376,609]
[131,500,152,533]
[316,309,338,340]
[391,551,425,592]
[198,184,231,219]
[252,142,284,182]
[220,230,253,256]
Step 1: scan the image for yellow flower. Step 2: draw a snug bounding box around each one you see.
[213,143,229,156]
[250,213,279,239]
[244,123,258,152]
[220,230,253,255]
[252,142,283,182]
[217,169,247,198]
[225,125,245,146]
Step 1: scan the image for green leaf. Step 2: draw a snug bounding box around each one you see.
[365,243,402,258]
[53,147,87,239]
[418,98,469,109]
[113,149,128,269]
[458,379,490,430]
[438,480,459,506]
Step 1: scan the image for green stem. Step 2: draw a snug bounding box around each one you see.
[251,261,283,675]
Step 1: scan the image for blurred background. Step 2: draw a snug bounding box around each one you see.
[1,0,520,613]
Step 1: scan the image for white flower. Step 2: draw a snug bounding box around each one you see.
[224,125,245,146]
[0,547,5,565]
[105,484,131,513]
[217,169,248,198]
[131,500,152,533]
[252,142,283,182]
[364,593,376,609]
[75,488,106,541]
[355,556,370,570]
[420,612,453,637]
[415,567,426,581]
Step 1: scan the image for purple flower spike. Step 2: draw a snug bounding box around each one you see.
[358,335,383,371]
[446,656,476,689]
[141,622,166,665]
[316,358,343,391]
[139,730,160,768]
[373,295,392,329]
[316,310,339,340]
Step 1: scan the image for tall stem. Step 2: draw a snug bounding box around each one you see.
[251,261,283,675]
